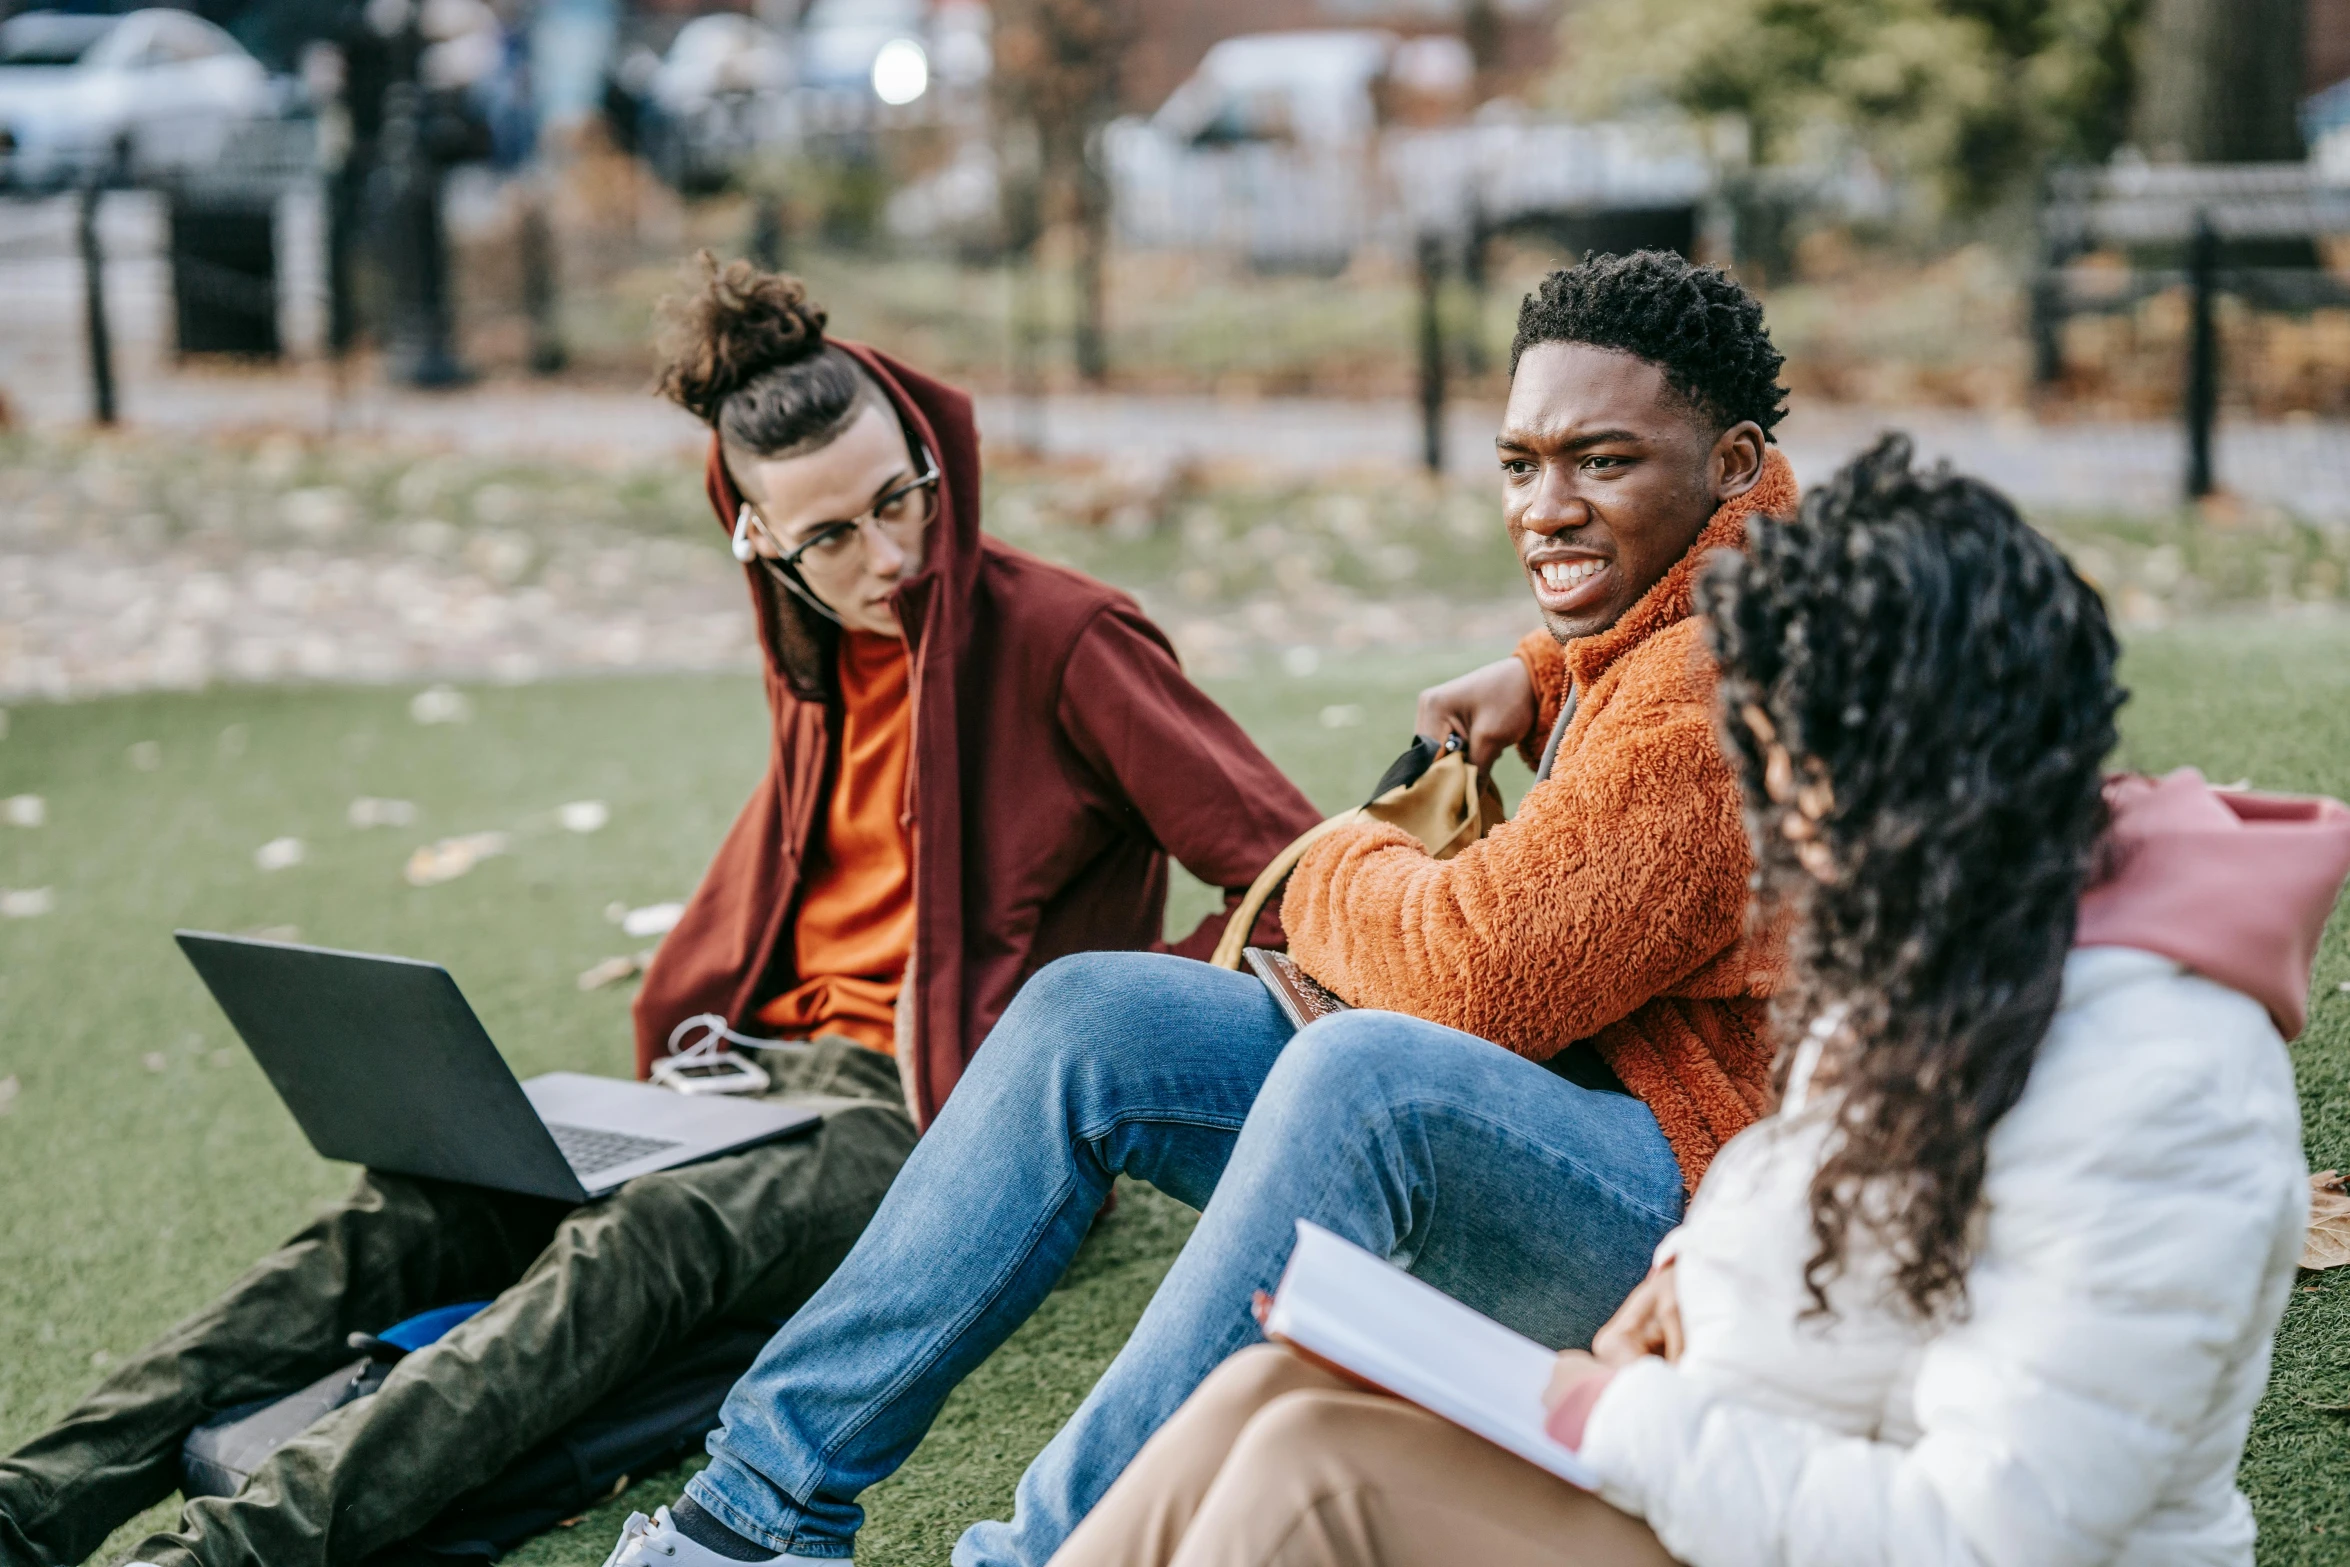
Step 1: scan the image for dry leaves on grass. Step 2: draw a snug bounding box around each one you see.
[577,950,655,991]
[617,901,684,938]
[558,800,609,833]
[405,832,510,887]
[2303,1171,2350,1271]
[1,888,54,918]
[349,796,419,829]
[410,686,473,726]
[255,837,306,872]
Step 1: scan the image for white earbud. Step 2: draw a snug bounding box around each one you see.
[731,505,758,563]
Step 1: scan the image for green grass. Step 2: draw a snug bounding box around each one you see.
[3,623,2348,1564]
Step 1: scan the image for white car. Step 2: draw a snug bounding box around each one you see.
[0,8,275,190]
[649,12,793,116]
[635,13,794,191]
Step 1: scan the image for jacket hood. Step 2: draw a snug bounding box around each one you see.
[702,339,983,701]
[2076,767,2350,1039]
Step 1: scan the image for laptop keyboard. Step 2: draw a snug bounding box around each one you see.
[548,1122,682,1176]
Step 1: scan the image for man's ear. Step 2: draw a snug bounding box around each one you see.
[1711,422,1768,503]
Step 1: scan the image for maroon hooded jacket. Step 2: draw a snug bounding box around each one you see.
[631,344,1321,1124]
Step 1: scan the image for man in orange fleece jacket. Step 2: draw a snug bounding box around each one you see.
[600,252,1793,1567]
[1287,269,1794,1189]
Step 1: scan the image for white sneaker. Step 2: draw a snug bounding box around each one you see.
[601,1506,807,1567]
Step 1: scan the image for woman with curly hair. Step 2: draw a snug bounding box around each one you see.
[1047,434,2350,1567]
[0,263,1318,1567]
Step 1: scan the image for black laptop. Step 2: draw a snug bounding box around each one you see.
[176,931,819,1202]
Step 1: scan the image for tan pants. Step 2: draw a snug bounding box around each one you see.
[1049,1345,1679,1567]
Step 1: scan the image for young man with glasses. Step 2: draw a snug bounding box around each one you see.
[0,261,1321,1567]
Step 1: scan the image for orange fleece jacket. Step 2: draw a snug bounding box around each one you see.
[1284,452,1797,1189]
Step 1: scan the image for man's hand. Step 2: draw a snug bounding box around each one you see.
[1592,1257,1682,1367]
[1414,656,1537,771]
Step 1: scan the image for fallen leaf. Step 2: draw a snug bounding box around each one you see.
[255,837,307,872]
[4,795,44,827]
[621,901,684,938]
[2302,1171,2350,1271]
[349,796,418,829]
[577,950,655,991]
[143,1052,168,1073]
[1,887,54,918]
[409,685,473,725]
[405,832,509,887]
[559,800,610,834]
[242,924,300,943]
[126,740,161,772]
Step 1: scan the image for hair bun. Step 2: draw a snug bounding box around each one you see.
[657,252,831,426]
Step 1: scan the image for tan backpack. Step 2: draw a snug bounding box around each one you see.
[1210,735,1507,971]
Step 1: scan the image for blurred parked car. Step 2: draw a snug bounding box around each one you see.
[1151,29,1399,151]
[1105,28,1708,273]
[632,13,793,191]
[0,8,279,190]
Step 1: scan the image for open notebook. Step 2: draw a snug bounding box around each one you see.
[1261,1219,1598,1489]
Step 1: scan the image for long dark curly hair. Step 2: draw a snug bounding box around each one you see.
[1698,434,2124,1320]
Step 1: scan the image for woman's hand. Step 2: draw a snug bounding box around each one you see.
[1414,656,1537,771]
[1543,1348,1604,1414]
[1593,1258,1682,1367]
[1542,1348,1616,1450]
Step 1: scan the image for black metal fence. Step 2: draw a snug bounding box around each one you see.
[2035,162,2350,500]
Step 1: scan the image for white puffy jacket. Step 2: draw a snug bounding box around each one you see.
[1580,946,2309,1567]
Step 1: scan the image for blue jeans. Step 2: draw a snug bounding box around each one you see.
[683,952,1685,1564]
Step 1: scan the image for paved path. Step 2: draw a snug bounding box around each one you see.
[4,193,2345,518]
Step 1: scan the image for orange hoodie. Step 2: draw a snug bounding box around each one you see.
[1284,453,1799,1189]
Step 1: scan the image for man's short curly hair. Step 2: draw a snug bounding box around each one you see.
[1510,251,1788,439]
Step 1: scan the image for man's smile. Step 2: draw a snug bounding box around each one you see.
[1527,552,1614,617]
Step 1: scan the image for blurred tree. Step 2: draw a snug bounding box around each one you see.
[993,0,1134,385]
[1552,0,2146,214]
[2132,0,2305,161]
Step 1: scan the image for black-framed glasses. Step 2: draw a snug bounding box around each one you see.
[772,461,941,576]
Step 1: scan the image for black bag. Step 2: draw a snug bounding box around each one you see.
[182,1307,774,1564]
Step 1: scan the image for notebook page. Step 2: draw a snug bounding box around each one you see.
[1263,1220,1597,1489]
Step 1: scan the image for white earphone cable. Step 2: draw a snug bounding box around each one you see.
[664,1012,807,1060]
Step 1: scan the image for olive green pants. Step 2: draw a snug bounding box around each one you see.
[0,1038,915,1567]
